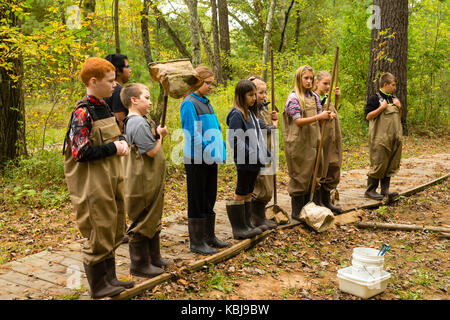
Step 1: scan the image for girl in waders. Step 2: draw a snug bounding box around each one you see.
[248,76,278,230]
[121,83,171,278]
[364,72,402,200]
[283,66,336,222]
[64,58,134,299]
[226,80,271,239]
[313,70,343,214]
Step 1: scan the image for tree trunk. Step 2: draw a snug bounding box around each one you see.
[114,0,120,53]
[278,0,294,52]
[197,15,215,72]
[149,0,192,60]
[141,0,153,66]
[366,0,409,134]
[0,2,26,168]
[294,7,300,46]
[210,0,224,84]
[184,0,201,67]
[217,0,231,81]
[262,0,277,82]
[82,0,96,51]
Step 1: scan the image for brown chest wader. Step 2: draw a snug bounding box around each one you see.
[252,108,275,203]
[124,116,166,242]
[251,109,278,230]
[282,95,322,198]
[368,103,402,179]
[320,103,343,191]
[64,114,125,266]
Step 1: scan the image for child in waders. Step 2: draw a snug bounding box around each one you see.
[364,72,402,200]
[226,80,271,239]
[283,65,336,222]
[313,70,343,214]
[120,83,171,278]
[180,65,230,255]
[63,57,134,299]
[248,76,278,230]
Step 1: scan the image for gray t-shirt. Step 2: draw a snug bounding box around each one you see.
[125,115,157,154]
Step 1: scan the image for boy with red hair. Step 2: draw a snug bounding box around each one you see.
[63,57,134,299]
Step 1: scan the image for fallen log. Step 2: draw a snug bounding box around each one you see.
[356,221,450,233]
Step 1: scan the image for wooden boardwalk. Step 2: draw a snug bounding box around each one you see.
[0,153,448,300]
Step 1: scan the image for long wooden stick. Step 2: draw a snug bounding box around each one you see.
[270,48,278,205]
[356,221,450,233]
[334,58,340,109]
[309,46,339,201]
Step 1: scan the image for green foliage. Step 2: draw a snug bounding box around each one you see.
[1,149,69,208]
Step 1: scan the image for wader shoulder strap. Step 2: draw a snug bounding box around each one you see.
[62,101,99,155]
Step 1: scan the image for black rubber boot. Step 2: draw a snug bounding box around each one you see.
[188,218,218,255]
[313,189,323,206]
[320,186,343,215]
[244,200,266,231]
[105,258,135,289]
[364,176,384,200]
[148,231,172,268]
[129,239,164,278]
[291,196,305,222]
[226,201,263,239]
[380,176,399,200]
[83,260,124,299]
[251,200,277,230]
[205,213,231,248]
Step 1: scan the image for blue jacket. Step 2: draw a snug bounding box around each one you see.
[226,108,271,172]
[180,93,226,164]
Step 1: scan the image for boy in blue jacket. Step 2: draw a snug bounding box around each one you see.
[180,65,230,255]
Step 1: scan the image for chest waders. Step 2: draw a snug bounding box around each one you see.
[368,103,402,178]
[124,117,166,241]
[64,106,131,298]
[365,102,402,200]
[64,114,125,266]
[123,116,169,278]
[319,102,343,214]
[251,108,278,230]
[283,96,322,221]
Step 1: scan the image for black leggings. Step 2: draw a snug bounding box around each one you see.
[185,163,218,218]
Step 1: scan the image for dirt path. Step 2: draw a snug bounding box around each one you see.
[0,153,448,300]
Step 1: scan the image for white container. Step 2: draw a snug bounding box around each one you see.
[352,247,385,268]
[337,266,391,299]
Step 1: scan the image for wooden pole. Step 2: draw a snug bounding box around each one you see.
[309,46,339,201]
[356,221,450,233]
[270,48,278,206]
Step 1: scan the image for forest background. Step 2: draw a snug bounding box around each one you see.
[0,0,448,264]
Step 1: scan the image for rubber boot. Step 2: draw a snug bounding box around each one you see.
[83,260,124,299]
[291,196,305,222]
[364,176,383,200]
[148,231,172,268]
[105,258,135,289]
[205,213,231,248]
[313,189,323,206]
[380,176,399,200]
[226,201,263,239]
[188,218,218,255]
[244,200,266,231]
[251,200,277,230]
[320,186,343,215]
[129,239,164,278]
